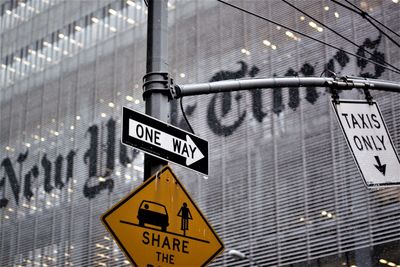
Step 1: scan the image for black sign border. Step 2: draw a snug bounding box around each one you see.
[101,166,224,267]
[331,99,400,188]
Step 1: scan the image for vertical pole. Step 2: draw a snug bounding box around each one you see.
[143,0,170,180]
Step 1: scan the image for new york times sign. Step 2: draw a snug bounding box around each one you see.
[0,36,386,208]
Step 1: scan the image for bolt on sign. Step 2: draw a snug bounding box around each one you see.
[331,99,400,187]
[101,166,224,266]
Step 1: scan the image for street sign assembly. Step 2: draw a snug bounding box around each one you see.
[101,166,224,266]
[332,99,400,187]
[122,107,209,176]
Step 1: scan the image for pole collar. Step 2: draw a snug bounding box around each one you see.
[142,72,174,100]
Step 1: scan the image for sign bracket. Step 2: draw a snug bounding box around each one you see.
[142,71,174,100]
[330,86,340,105]
[363,88,374,105]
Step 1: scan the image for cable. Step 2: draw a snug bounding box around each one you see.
[216,0,400,76]
[342,0,400,39]
[331,0,400,48]
[280,0,400,73]
[180,97,195,134]
[320,69,337,77]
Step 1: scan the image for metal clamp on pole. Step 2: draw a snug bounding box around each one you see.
[363,88,374,105]
[345,76,374,105]
[142,71,174,100]
[170,84,181,99]
[329,77,350,104]
[330,86,340,105]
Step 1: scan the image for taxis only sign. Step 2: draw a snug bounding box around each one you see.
[332,100,400,187]
[101,166,224,266]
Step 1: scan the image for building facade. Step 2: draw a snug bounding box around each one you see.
[1,0,400,266]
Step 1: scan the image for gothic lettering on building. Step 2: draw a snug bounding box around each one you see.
[0,35,386,207]
[356,35,385,78]
[249,66,268,123]
[0,119,122,206]
[83,120,115,199]
[202,35,384,136]
[286,68,300,111]
[206,61,248,136]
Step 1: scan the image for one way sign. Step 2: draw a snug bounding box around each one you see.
[332,99,400,187]
[122,107,209,176]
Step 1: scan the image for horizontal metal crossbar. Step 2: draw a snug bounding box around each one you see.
[172,76,400,98]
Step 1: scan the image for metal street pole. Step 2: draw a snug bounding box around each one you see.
[143,0,170,180]
[171,76,400,98]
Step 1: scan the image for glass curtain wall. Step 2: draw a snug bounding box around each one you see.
[0,0,400,266]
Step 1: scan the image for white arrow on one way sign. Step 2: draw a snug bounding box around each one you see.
[129,119,205,166]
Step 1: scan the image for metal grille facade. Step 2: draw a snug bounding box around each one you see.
[1,0,400,266]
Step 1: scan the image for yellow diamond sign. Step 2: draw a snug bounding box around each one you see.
[101,166,224,266]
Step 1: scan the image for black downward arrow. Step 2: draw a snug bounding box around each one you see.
[374,156,386,176]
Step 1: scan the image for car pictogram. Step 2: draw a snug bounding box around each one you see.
[137,200,169,231]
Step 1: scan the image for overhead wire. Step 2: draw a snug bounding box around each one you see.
[280,0,400,73]
[342,0,400,39]
[215,0,400,76]
[331,0,400,48]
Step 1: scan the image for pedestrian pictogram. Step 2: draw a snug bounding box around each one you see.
[101,166,224,266]
[332,99,400,187]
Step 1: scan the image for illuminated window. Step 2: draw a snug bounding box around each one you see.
[1,0,144,88]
